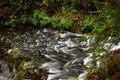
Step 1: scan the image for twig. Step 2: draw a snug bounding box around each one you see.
[12,0,23,15]
[87,11,101,14]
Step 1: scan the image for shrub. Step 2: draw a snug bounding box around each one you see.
[51,16,72,31]
[31,9,52,27]
[31,9,72,31]
[81,15,96,33]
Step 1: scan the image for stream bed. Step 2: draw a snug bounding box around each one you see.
[0,27,89,80]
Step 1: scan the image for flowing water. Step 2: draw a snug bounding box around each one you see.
[0,27,90,80]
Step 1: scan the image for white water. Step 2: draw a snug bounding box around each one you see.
[0,28,87,80]
[1,28,120,80]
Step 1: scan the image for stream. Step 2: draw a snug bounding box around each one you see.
[0,27,90,80]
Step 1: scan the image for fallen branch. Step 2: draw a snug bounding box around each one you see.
[87,11,101,14]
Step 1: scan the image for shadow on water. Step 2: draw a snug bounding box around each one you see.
[0,26,88,80]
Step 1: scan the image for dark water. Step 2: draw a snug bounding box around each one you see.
[0,27,89,80]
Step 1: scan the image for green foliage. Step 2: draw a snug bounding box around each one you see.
[70,0,82,10]
[8,0,21,7]
[40,16,51,26]
[31,9,52,27]
[52,16,72,31]
[31,9,72,31]
[22,1,33,11]
[4,16,16,28]
[19,15,27,24]
[71,0,77,9]
[1,0,79,31]
[8,0,34,10]
[81,15,96,33]
[4,15,28,27]
[84,2,120,80]
[59,17,71,30]
[91,4,120,45]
